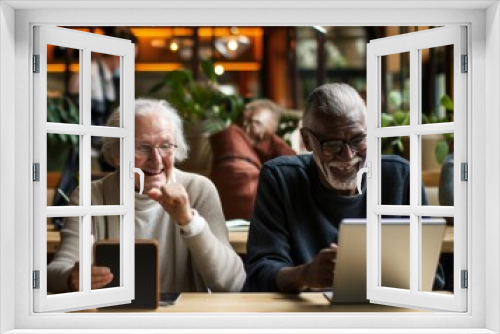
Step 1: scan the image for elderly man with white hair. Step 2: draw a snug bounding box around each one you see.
[48,98,245,294]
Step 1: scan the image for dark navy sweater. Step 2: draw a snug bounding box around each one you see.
[243,154,443,292]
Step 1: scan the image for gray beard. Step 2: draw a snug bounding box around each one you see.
[313,154,361,191]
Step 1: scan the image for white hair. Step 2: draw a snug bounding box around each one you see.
[101,98,189,167]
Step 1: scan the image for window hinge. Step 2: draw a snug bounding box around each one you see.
[461,270,468,289]
[33,270,40,289]
[461,162,468,181]
[461,54,468,73]
[33,163,40,182]
[33,54,40,73]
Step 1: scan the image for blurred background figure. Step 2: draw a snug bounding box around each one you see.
[242,99,296,162]
[210,99,296,221]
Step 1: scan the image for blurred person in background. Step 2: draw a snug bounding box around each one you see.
[210,99,296,220]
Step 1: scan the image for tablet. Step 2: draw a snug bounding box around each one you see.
[94,239,159,309]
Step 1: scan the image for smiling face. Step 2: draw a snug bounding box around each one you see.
[134,113,176,193]
[301,110,367,196]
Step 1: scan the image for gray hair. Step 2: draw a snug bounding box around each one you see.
[302,83,366,128]
[244,99,282,119]
[101,98,189,167]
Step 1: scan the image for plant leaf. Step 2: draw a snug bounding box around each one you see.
[395,138,404,152]
[440,95,454,111]
[200,59,217,82]
[394,110,410,125]
[381,113,393,127]
[435,139,449,164]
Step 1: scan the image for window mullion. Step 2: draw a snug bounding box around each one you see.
[80,47,92,294]
[81,214,92,294]
[409,47,420,294]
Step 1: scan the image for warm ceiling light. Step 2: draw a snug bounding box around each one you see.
[150,39,166,48]
[227,40,239,51]
[214,64,225,75]
[170,41,179,51]
[215,35,251,59]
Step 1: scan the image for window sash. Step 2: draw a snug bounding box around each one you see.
[366,26,468,312]
[33,25,136,313]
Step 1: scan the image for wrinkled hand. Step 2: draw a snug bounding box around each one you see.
[68,262,113,291]
[302,243,338,289]
[148,184,193,225]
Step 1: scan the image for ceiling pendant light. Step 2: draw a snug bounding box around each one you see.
[214,27,251,59]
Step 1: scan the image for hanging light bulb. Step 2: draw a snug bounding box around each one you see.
[214,64,225,76]
[169,40,179,52]
[227,39,239,51]
[214,27,251,59]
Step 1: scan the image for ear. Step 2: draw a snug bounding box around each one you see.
[300,128,313,152]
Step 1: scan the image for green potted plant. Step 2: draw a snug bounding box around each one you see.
[432,94,454,164]
[380,90,410,158]
[381,93,454,168]
[277,109,302,147]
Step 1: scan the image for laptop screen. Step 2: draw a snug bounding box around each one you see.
[329,218,446,303]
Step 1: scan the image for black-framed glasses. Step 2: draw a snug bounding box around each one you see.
[135,143,177,158]
[304,128,367,156]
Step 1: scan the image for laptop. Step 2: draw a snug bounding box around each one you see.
[325,218,446,304]
[94,239,160,309]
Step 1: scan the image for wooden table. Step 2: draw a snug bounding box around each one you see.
[228,231,247,254]
[441,225,454,253]
[48,227,454,255]
[86,293,424,313]
[47,231,61,254]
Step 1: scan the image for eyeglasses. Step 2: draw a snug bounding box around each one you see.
[304,128,367,156]
[135,143,177,158]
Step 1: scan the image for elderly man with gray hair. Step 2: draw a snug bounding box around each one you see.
[48,98,245,294]
[244,83,443,293]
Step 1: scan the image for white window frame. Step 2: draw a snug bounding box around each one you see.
[1,1,498,333]
[365,26,467,312]
[33,25,136,312]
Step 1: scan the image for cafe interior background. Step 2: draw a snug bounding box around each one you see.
[46,25,455,304]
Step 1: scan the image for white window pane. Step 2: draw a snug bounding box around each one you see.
[47,134,80,209]
[421,133,453,174]
[47,216,81,293]
[381,52,410,128]
[381,217,410,290]
[47,45,80,125]
[90,52,120,127]
[91,136,120,203]
[92,215,121,291]
[420,216,451,294]
[420,45,454,125]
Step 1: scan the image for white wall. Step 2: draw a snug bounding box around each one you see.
[0,3,497,331]
[485,2,500,333]
[0,2,16,334]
